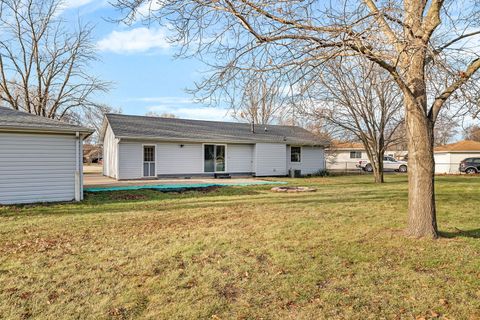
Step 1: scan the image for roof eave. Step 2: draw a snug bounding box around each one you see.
[435,150,480,153]
[114,135,325,146]
[0,126,94,136]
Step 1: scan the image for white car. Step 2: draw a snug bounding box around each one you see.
[357,156,408,173]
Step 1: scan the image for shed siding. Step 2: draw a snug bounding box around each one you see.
[254,143,287,176]
[287,146,325,174]
[157,142,203,175]
[227,144,254,173]
[118,141,143,179]
[102,124,118,178]
[0,132,76,204]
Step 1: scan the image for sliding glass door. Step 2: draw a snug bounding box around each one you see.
[204,144,226,173]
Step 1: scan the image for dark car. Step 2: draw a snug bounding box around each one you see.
[459,157,480,174]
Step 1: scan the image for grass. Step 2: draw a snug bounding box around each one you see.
[0,175,479,319]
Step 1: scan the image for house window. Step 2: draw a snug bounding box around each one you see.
[144,146,155,162]
[291,146,301,162]
[350,151,362,159]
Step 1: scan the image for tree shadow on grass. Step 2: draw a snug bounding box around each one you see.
[439,228,480,239]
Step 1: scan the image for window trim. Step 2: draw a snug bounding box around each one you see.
[349,151,362,159]
[290,146,302,163]
[202,143,228,173]
[142,144,156,177]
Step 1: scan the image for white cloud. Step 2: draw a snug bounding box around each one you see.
[133,97,194,104]
[96,27,171,54]
[136,0,166,18]
[62,0,96,9]
[57,0,97,13]
[146,105,233,121]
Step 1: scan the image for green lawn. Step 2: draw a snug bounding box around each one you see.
[0,175,479,319]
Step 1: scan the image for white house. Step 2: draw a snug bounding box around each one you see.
[326,142,366,171]
[434,140,480,174]
[326,141,407,171]
[100,114,327,179]
[0,107,93,204]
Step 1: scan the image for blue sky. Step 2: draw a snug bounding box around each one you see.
[62,0,233,121]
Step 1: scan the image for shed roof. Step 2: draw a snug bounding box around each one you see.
[103,113,327,145]
[0,107,93,135]
[434,140,480,153]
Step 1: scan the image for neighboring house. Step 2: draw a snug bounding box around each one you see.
[100,114,327,180]
[326,141,407,171]
[434,140,480,174]
[326,142,366,171]
[0,107,93,204]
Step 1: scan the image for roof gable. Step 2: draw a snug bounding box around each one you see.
[103,113,326,145]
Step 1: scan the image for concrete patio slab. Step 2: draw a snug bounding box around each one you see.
[84,173,280,189]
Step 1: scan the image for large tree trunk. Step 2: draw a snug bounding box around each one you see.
[405,104,438,238]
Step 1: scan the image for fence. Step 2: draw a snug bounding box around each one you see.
[325,160,468,174]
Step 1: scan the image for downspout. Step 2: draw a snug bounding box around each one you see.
[75,131,81,201]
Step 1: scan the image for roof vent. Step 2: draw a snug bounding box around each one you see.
[264,126,268,132]
[251,122,255,133]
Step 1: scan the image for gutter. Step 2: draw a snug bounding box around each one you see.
[0,126,93,137]
[114,135,328,147]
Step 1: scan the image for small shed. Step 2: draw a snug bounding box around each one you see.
[434,140,480,174]
[0,107,93,204]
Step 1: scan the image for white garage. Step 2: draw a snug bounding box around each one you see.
[0,107,93,204]
[434,140,480,174]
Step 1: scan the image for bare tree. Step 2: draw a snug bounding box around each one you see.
[82,105,122,143]
[434,115,459,146]
[303,59,404,183]
[464,124,480,141]
[229,74,286,124]
[116,0,480,238]
[145,111,177,118]
[0,0,110,120]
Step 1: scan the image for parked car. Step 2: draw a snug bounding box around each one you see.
[459,157,480,174]
[357,156,408,173]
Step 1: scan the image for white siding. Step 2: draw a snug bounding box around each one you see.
[0,132,76,204]
[118,141,143,179]
[157,142,203,175]
[434,153,451,174]
[102,124,118,178]
[326,150,366,171]
[254,143,287,176]
[435,152,480,174]
[227,144,254,173]
[287,146,325,174]
[116,141,255,178]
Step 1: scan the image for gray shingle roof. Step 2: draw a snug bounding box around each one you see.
[0,107,93,134]
[104,113,326,145]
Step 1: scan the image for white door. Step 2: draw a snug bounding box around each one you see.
[143,145,156,177]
